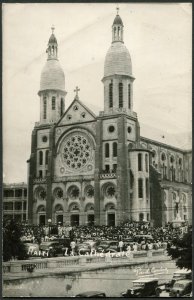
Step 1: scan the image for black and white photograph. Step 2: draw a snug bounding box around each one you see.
[2,2,192,298]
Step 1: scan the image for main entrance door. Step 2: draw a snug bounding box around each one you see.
[107,213,115,226]
[71,214,79,226]
[39,214,46,225]
[56,214,63,224]
[88,214,94,226]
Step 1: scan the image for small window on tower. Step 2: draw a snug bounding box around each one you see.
[105,143,110,158]
[109,82,113,108]
[43,97,47,119]
[138,178,143,198]
[61,98,64,116]
[128,84,131,109]
[119,83,123,108]
[52,97,56,110]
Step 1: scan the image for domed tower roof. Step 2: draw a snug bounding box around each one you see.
[40,59,65,92]
[39,26,65,94]
[103,10,133,79]
[49,33,58,44]
[104,42,132,77]
[113,14,123,26]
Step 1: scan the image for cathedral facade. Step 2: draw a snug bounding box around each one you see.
[28,13,192,227]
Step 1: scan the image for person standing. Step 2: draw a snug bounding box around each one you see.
[118,240,124,252]
[70,240,76,256]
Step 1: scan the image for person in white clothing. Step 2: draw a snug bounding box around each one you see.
[118,240,124,252]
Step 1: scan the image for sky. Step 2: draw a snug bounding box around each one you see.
[3,3,192,183]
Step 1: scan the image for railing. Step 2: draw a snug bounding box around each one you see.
[3,249,165,274]
[99,173,117,179]
[33,178,47,184]
[133,251,148,258]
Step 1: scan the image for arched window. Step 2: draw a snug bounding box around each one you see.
[138,178,143,198]
[170,166,173,181]
[146,178,149,198]
[109,82,113,108]
[52,97,56,110]
[139,213,144,222]
[138,153,142,171]
[113,142,117,157]
[105,143,109,158]
[173,168,176,181]
[45,150,49,165]
[43,97,47,119]
[119,83,123,108]
[39,151,43,165]
[128,84,131,109]
[145,154,148,172]
[61,98,64,116]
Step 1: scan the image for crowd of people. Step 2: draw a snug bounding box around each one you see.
[20,221,190,253]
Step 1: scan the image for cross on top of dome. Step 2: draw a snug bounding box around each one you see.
[51,25,55,34]
[116,6,119,15]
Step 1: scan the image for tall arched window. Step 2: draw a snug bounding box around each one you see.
[45,150,49,165]
[61,98,64,116]
[146,178,149,198]
[145,154,148,172]
[39,151,43,165]
[119,83,123,108]
[138,178,143,198]
[109,82,113,108]
[43,97,47,119]
[113,142,117,157]
[105,143,109,158]
[138,153,142,171]
[128,84,131,109]
[52,97,56,110]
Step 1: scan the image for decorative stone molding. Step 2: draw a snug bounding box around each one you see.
[33,178,47,184]
[99,173,117,179]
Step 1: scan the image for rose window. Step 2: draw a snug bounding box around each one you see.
[106,186,115,198]
[62,134,92,170]
[69,186,80,199]
[86,187,94,198]
[54,188,63,199]
[39,190,46,200]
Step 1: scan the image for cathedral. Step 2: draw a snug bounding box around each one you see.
[28,12,192,227]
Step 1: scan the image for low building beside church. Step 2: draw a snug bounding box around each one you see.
[27,12,192,227]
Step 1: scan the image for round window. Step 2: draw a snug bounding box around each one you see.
[108,125,115,133]
[73,105,78,111]
[39,190,46,200]
[42,136,47,143]
[128,126,132,133]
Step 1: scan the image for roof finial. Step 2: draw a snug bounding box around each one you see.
[74,86,80,99]
[116,5,119,15]
[51,25,55,34]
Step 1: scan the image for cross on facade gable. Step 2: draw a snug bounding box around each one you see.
[74,86,80,99]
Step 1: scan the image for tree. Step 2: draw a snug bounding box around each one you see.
[167,229,192,270]
[3,219,28,262]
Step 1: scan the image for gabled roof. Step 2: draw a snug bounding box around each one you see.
[57,98,96,126]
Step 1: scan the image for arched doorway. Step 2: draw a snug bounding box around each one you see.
[69,203,80,226]
[85,203,94,226]
[54,204,64,225]
[105,203,116,226]
[37,205,46,225]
